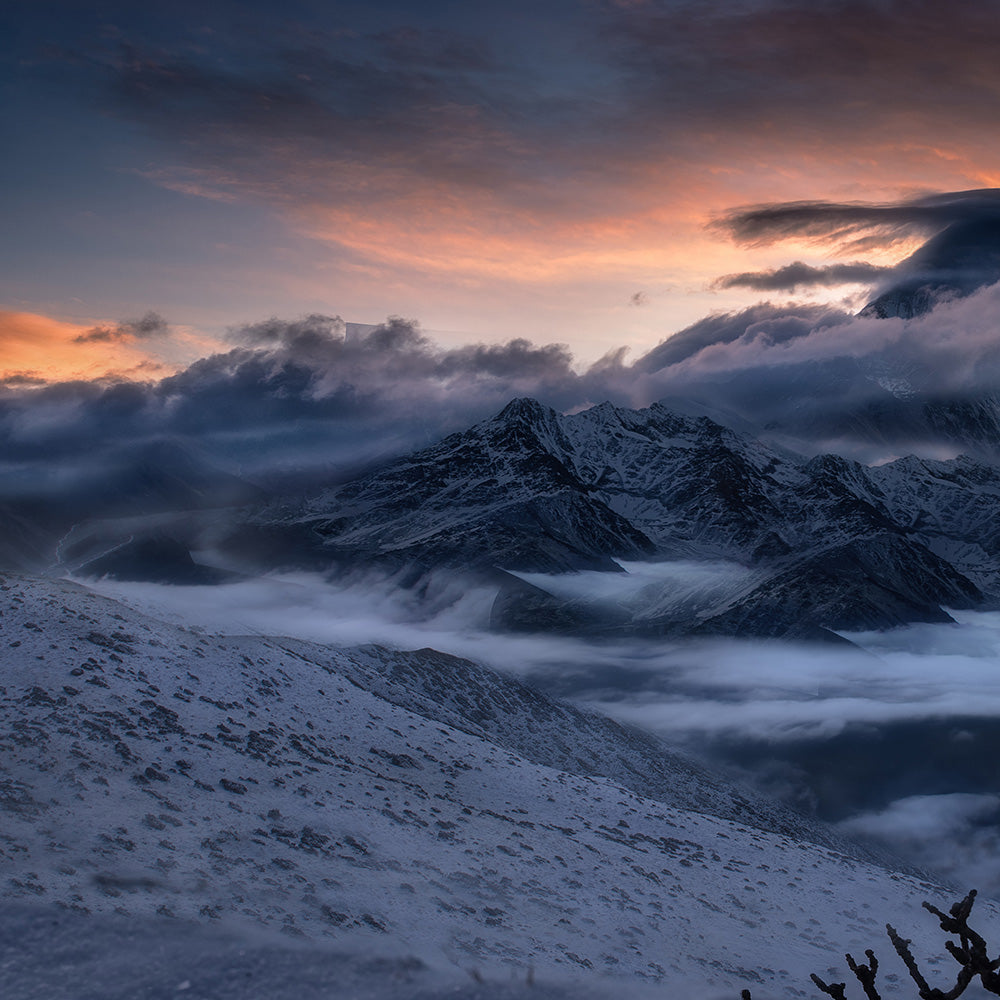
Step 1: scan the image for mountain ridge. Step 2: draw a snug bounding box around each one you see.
[225,397,996,639]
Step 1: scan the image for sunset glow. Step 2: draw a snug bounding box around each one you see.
[6,0,1000,365]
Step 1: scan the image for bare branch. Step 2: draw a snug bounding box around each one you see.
[887,924,937,997]
[887,913,977,999]
[782,889,1000,1000]
[845,949,882,1000]
[811,972,849,999]
[919,890,1000,996]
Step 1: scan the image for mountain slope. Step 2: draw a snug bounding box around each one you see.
[1,571,989,999]
[263,398,656,573]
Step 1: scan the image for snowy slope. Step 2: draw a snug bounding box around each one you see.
[868,454,1000,595]
[2,571,995,999]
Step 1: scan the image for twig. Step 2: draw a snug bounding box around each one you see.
[810,972,849,999]
[845,949,881,1000]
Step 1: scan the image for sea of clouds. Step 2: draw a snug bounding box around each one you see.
[80,564,1000,894]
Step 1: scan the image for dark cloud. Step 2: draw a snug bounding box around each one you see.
[1,285,997,492]
[0,314,590,494]
[715,191,1000,327]
[719,190,1000,250]
[61,0,1000,234]
[635,301,851,373]
[234,313,347,350]
[712,261,890,292]
[82,22,558,207]
[629,291,649,307]
[224,313,573,387]
[12,0,1000,327]
[604,0,1000,143]
[74,311,169,344]
[0,373,47,387]
[632,282,1000,462]
[9,191,1000,495]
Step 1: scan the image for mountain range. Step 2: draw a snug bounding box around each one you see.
[5,393,995,643]
[196,397,998,642]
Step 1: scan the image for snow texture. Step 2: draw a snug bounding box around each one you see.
[3,571,998,998]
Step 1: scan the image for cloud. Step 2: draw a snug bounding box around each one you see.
[232,313,348,350]
[76,567,1000,736]
[74,311,170,344]
[0,373,48,388]
[604,0,1000,151]
[0,309,174,384]
[74,568,1000,892]
[719,190,1000,249]
[839,794,1000,894]
[661,282,1000,392]
[840,793,1000,843]
[94,29,545,205]
[712,261,890,292]
[0,313,593,491]
[87,567,1000,747]
[9,270,1000,491]
[9,181,1000,488]
[715,190,1000,318]
[623,278,1000,461]
[635,301,851,372]
[580,634,1000,743]
[38,0,1000,306]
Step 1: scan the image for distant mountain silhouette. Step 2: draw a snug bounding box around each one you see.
[861,217,1000,318]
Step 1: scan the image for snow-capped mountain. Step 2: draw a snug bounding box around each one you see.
[1,571,987,999]
[232,398,997,640]
[860,217,1000,319]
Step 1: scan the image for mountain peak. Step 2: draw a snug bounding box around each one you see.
[493,397,556,423]
[859,216,1000,319]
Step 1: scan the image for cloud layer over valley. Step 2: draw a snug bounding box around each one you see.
[78,569,1000,895]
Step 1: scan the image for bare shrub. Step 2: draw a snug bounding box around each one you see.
[741,890,1000,999]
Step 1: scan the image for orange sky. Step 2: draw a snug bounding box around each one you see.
[0,311,221,385]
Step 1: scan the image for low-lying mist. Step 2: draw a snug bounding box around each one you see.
[79,563,1000,893]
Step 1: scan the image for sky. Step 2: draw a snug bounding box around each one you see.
[7,0,1000,382]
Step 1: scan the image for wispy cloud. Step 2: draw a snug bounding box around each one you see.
[712,261,890,292]
[33,0,1000,317]
[605,0,1000,150]
[73,310,169,344]
[718,190,1000,255]
[0,310,174,384]
[839,794,1000,894]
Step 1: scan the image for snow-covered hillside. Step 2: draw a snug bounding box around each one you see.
[2,571,994,999]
